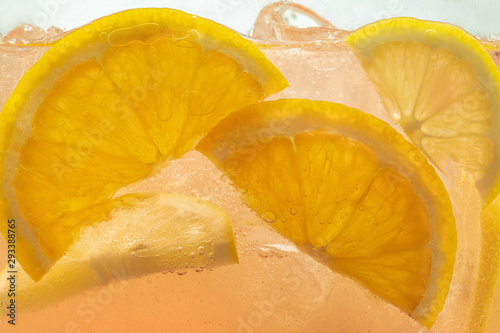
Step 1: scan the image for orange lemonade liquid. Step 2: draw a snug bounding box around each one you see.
[0,3,499,333]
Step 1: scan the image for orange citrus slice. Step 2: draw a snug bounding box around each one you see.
[197,99,457,328]
[345,17,500,205]
[0,193,237,312]
[0,8,287,281]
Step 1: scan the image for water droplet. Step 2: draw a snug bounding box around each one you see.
[188,252,196,259]
[319,218,326,225]
[424,29,439,43]
[391,111,401,121]
[262,211,277,223]
[245,90,254,97]
[176,270,188,276]
[314,42,322,49]
[290,207,297,215]
[198,246,206,255]
[304,192,310,197]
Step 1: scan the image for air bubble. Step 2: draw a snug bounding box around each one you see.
[275,251,284,259]
[290,207,297,215]
[258,250,270,258]
[424,29,439,43]
[262,211,277,223]
[198,246,206,255]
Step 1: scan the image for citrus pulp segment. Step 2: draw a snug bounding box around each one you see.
[196,99,457,328]
[0,192,237,312]
[345,17,500,204]
[0,8,287,281]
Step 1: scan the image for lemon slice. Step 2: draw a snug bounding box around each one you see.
[0,192,237,312]
[0,8,287,281]
[196,99,457,328]
[345,17,500,204]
